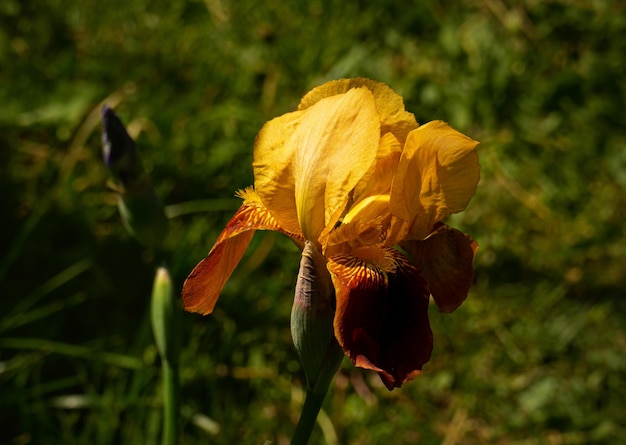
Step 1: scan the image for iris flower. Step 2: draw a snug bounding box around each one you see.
[183,78,479,390]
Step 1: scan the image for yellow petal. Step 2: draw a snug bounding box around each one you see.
[293,87,380,240]
[390,120,480,240]
[182,190,302,315]
[253,111,306,236]
[325,195,391,255]
[320,133,401,249]
[384,215,410,248]
[352,132,402,201]
[299,78,419,143]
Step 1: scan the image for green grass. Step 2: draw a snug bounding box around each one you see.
[2,0,626,443]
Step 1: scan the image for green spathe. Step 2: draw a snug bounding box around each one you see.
[290,240,343,392]
[290,241,344,444]
[151,267,180,364]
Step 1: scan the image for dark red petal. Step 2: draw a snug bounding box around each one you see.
[328,248,433,390]
[379,253,433,389]
[403,224,478,313]
[329,254,388,374]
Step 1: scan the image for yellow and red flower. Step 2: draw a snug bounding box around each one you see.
[182,78,479,390]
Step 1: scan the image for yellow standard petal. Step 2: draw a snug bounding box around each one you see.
[253,111,306,236]
[351,132,402,201]
[299,78,419,143]
[390,120,480,240]
[292,87,380,241]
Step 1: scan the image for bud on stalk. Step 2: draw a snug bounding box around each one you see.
[151,266,181,445]
[151,266,180,364]
[290,240,344,392]
[101,105,168,248]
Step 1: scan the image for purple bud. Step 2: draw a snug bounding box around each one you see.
[101,105,139,184]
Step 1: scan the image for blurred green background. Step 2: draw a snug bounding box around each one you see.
[1,0,625,443]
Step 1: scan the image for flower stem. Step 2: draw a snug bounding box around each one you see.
[291,337,344,445]
[291,387,328,445]
[161,360,179,445]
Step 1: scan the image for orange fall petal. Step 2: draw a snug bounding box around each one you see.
[182,230,255,315]
[182,197,298,315]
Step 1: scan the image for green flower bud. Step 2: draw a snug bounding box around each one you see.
[291,240,344,392]
[151,266,181,365]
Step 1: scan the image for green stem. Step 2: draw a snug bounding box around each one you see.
[161,360,179,445]
[291,339,343,445]
[291,388,328,445]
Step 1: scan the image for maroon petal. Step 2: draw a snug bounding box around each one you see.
[328,247,433,390]
[403,224,478,313]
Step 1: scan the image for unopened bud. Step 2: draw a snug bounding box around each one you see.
[151,266,181,365]
[100,106,168,248]
[101,105,140,185]
[291,241,344,392]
